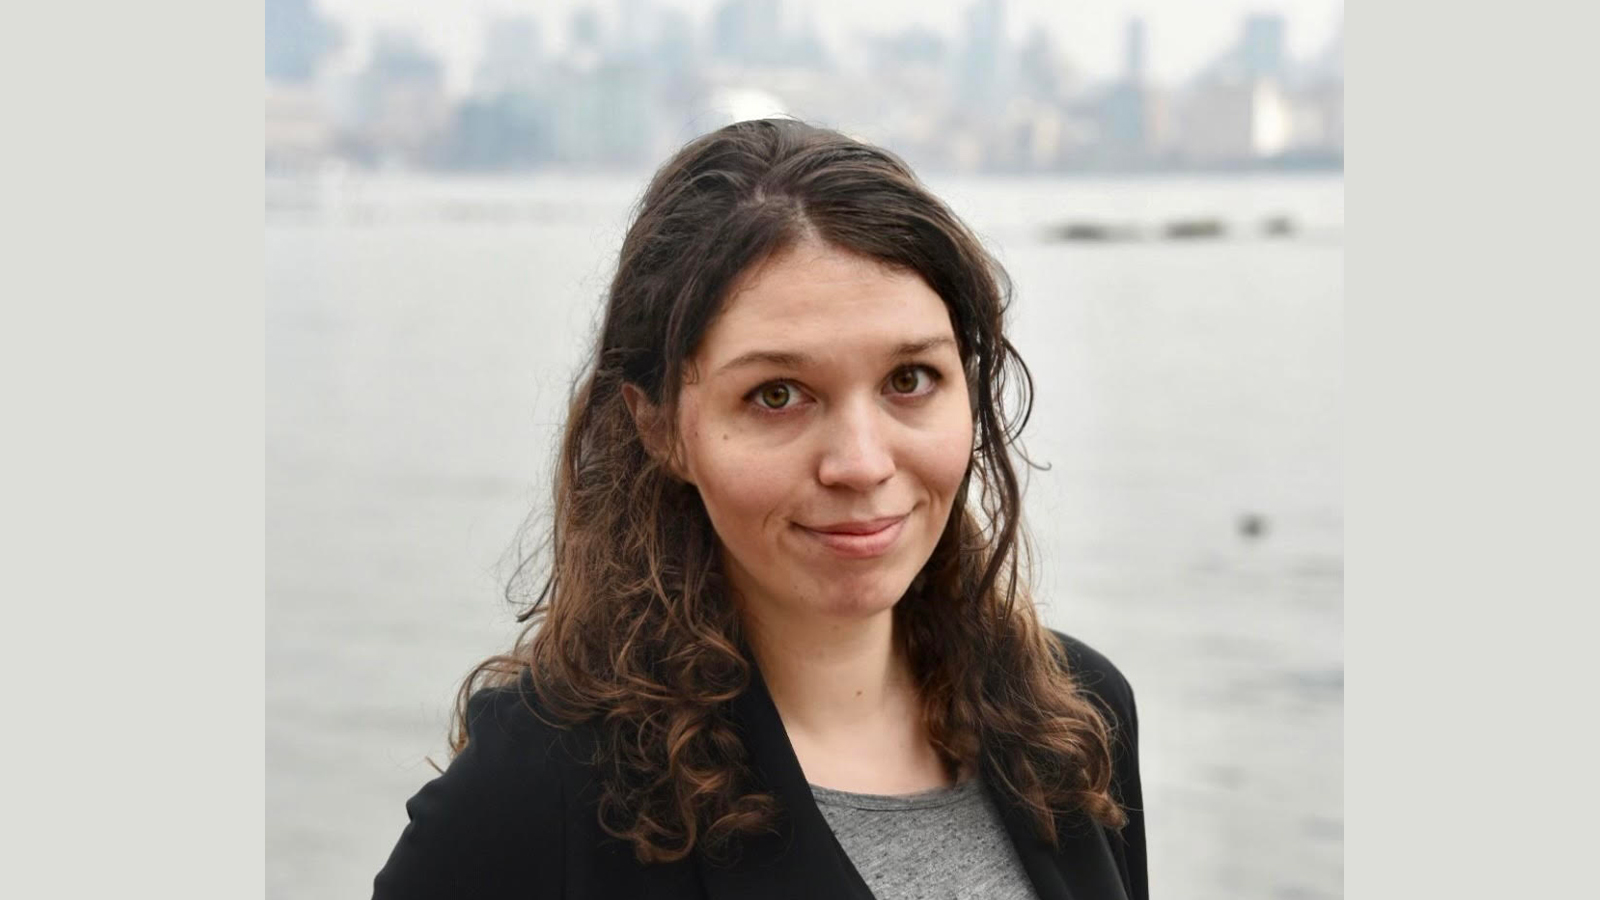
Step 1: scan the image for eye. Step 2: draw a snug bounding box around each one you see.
[752,381,801,410]
[886,365,939,396]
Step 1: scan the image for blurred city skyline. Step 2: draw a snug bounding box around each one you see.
[309,0,1344,92]
[267,0,1343,175]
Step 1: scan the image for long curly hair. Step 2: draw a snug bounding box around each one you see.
[452,118,1126,864]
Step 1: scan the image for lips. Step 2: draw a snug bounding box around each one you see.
[805,515,907,535]
[796,514,908,559]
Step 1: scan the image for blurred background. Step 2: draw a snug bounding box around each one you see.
[266,1,1343,898]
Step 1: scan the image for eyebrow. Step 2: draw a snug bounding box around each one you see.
[714,336,957,377]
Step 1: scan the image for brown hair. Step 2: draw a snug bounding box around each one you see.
[454,118,1125,863]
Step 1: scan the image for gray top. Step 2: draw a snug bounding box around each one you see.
[809,778,1039,900]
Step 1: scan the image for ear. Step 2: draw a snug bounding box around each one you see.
[621,383,693,484]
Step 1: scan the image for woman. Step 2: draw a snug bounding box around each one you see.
[373,118,1147,900]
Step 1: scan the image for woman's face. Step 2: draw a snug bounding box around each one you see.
[672,239,974,629]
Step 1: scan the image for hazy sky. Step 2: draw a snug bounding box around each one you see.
[314,0,1343,94]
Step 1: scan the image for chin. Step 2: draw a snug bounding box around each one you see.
[806,568,917,619]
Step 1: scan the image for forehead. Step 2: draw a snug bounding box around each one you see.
[698,241,955,363]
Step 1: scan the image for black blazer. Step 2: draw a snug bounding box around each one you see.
[373,632,1147,900]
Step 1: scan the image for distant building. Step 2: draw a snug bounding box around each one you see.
[569,6,605,52]
[958,0,1006,114]
[345,31,452,167]
[869,25,947,71]
[711,0,784,66]
[544,60,656,166]
[1194,13,1289,87]
[1167,12,1327,166]
[615,0,650,59]
[1016,25,1068,104]
[1240,14,1287,80]
[1172,76,1293,163]
[992,99,1068,171]
[474,17,543,96]
[1288,21,1344,157]
[1284,79,1342,158]
[1074,17,1166,167]
[650,7,699,75]
[266,0,342,84]
[1112,18,1152,153]
[1126,17,1147,84]
[705,0,827,69]
[1095,83,1156,161]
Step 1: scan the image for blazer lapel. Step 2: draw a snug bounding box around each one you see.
[696,665,1129,900]
[695,664,874,900]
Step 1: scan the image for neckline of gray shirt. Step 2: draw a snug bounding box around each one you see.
[809,777,980,811]
[807,777,1040,900]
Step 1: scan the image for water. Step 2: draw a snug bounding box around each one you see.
[267,171,1343,899]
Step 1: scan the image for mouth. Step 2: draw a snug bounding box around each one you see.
[795,514,909,559]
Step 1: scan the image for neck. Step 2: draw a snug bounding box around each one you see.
[740,603,917,740]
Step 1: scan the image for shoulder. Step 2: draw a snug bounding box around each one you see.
[426,678,591,803]
[1047,630,1149,898]
[372,680,587,899]
[1045,629,1138,729]
[460,679,585,769]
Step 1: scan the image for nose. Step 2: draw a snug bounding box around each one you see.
[816,399,896,490]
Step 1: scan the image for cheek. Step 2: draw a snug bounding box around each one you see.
[698,454,786,523]
[931,440,973,504]
[680,415,794,535]
[921,403,976,501]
